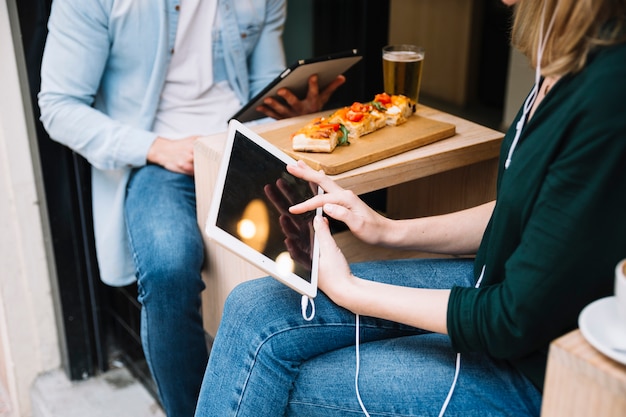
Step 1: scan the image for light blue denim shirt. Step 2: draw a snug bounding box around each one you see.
[39,0,287,286]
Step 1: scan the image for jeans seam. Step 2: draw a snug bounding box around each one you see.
[235,320,419,415]
[235,322,352,415]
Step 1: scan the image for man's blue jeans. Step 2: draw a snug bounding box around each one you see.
[194,258,542,417]
[125,165,207,417]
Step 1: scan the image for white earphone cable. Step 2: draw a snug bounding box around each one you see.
[353,261,488,417]
[505,0,558,169]
[438,265,486,416]
[355,314,371,416]
[438,353,461,417]
[301,295,315,321]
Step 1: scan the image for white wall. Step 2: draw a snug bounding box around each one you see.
[503,48,535,129]
[0,0,61,415]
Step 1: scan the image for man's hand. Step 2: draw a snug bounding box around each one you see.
[147,135,199,176]
[256,74,345,119]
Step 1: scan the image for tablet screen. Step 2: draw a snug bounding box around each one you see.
[207,121,320,297]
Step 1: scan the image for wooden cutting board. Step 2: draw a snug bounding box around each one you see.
[260,115,456,175]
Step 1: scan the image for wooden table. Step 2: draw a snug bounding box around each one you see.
[541,329,626,417]
[194,105,503,336]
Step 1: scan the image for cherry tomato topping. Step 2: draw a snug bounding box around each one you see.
[350,102,371,113]
[374,93,391,105]
[346,111,364,122]
[318,123,340,131]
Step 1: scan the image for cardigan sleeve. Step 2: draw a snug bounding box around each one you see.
[247,0,287,98]
[38,0,158,170]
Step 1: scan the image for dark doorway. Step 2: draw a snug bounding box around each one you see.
[313,0,390,106]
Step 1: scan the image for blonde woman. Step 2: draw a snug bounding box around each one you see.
[194,0,626,415]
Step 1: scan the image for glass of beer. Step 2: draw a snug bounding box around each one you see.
[382,44,425,104]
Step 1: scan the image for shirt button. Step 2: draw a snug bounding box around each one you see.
[241,33,247,39]
[175,4,180,11]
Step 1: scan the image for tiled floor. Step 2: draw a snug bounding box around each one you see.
[30,367,165,417]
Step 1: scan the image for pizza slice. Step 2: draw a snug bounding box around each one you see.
[290,117,349,153]
[372,93,415,126]
[328,102,387,140]
[290,93,415,153]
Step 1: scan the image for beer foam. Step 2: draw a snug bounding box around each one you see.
[383,50,423,62]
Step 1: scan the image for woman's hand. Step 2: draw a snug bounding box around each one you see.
[287,160,390,246]
[313,211,450,334]
[256,74,346,119]
[290,160,453,331]
[147,135,199,176]
[312,215,358,302]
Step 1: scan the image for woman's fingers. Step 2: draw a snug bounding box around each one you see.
[287,161,343,193]
[287,161,348,214]
[313,215,352,293]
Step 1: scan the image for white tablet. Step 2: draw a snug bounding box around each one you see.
[231,49,362,123]
[206,119,322,298]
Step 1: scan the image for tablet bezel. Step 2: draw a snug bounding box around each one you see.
[231,49,362,123]
[205,119,321,298]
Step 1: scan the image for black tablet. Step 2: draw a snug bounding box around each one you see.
[231,49,362,123]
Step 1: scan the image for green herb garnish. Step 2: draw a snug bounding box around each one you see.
[371,101,386,112]
[338,124,350,146]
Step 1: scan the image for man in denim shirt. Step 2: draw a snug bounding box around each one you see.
[38,0,343,415]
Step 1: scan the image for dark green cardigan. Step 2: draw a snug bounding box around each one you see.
[447,42,626,391]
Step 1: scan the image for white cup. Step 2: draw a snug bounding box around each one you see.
[615,259,626,334]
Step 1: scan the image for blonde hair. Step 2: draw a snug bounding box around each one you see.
[511,0,626,77]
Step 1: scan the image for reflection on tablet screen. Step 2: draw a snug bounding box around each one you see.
[216,131,317,282]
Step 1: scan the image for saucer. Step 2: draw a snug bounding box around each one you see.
[578,296,626,365]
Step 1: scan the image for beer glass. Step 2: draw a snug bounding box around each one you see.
[382,44,425,104]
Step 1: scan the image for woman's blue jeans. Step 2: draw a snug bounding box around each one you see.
[194,258,541,417]
[125,165,207,417]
